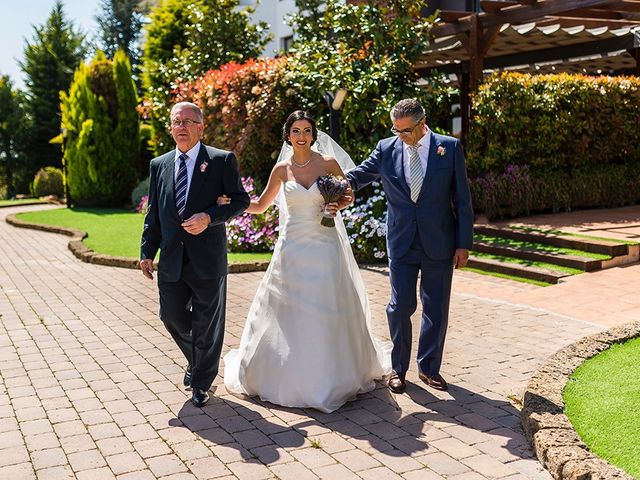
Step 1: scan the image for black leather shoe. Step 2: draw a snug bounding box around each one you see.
[418,372,448,391]
[183,365,192,387]
[388,371,406,393]
[191,388,209,407]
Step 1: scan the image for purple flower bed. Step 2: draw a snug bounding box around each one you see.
[226,177,278,252]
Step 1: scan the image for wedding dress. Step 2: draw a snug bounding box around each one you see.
[223,179,391,413]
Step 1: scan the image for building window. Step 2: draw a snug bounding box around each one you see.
[281,35,294,51]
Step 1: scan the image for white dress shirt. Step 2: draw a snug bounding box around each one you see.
[174,142,201,198]
[403,130,430,187]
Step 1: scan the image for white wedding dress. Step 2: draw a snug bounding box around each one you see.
[224,180,391,413]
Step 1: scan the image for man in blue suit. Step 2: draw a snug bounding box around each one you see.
[140,102,249,407]
[347,98,473,393]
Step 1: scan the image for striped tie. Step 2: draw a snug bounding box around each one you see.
[175,153,188,219]
[408,144,423,202]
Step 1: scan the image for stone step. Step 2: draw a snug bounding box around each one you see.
[472,240,602,272]
[467,256,569,284]
[474,225,630,257]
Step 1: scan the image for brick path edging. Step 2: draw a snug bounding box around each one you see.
[5,213,270,273]
[521,321,640,480]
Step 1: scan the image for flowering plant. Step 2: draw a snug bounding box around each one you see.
[136,195,149,214]
[316,175,350,227]
[342,182,388,263]
[226,177,278,252]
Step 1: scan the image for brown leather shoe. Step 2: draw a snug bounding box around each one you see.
[418,372,448,391]
[388,371,406,393]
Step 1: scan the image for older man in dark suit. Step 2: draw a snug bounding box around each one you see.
[347,98,473,394]
[140,102,249,407]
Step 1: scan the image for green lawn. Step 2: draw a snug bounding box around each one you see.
[0,198,47,207]
[471,251,583,275]
[475,234,611,260]
[564,337,640,477]
[16,207,272,263]
[508,225,639,246]
[461,267,552,287]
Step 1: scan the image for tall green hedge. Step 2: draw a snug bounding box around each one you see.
[467,73,640,219]
[61,50,140,206]
[467,73,640,175]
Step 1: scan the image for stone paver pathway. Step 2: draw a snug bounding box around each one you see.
[0,205,624,480]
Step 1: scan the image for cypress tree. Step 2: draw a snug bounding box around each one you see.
[61,51,140,206]
[95,0,147,86]
[0,76,29,197]
[19,1,87,173]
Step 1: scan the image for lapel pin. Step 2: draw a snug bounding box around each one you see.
[200,162,208,173]
[436,146,446,156]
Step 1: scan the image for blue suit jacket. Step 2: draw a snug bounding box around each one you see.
[347,131,473,261]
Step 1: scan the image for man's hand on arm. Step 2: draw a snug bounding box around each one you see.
[453,249,469,269]
[337,185,354,210]
[140,259,154,280]
[182,212,211,235]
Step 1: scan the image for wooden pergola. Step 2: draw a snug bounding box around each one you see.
[416,0,640,141]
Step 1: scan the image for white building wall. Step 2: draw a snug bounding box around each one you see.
[242,0,297,56]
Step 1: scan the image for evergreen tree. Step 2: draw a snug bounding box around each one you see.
[19,0,87,173]
[95,0,148,82]
[142,0,271,153]
[0,76,29,197]
[61,51,140,206]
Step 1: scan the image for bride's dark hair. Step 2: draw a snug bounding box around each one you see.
[282,110,318,146]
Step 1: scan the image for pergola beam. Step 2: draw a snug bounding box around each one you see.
[558,7,640,20]
[537,16,640,27]
[481,0,519,13]
[418,31,639,74]
[432,0,622,37]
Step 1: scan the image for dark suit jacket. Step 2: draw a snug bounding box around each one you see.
[140,144,250,282]
[347,131,473,261]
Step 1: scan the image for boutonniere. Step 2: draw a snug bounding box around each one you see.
[436,146,446,156]
[200,162,208,173]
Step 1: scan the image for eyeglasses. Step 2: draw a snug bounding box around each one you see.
[170,119,201,128]
[391,116,424,136]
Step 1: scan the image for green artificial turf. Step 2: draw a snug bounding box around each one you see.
[475,234,611,260]
[471,251,583,275]
[461,267,552,287]
[16,207,272,263]
[508,225,638,245]
[564,337,640,477]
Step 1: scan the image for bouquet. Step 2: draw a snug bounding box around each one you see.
[316,174,349,227]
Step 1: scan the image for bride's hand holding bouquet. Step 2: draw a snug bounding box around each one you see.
[316,174,350,227]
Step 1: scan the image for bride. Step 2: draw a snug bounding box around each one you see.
[221,110,391,413]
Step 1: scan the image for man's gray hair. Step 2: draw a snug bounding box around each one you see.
[171,101,203,123]
[390,98,425,123]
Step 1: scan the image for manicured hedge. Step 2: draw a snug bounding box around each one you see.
[467,73,640,175]
[467,73,640,219]
[471,163,640,220]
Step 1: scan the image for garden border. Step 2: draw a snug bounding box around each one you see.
[0,200,50,209]
[5,213,270,273]
[521,321,640,480]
